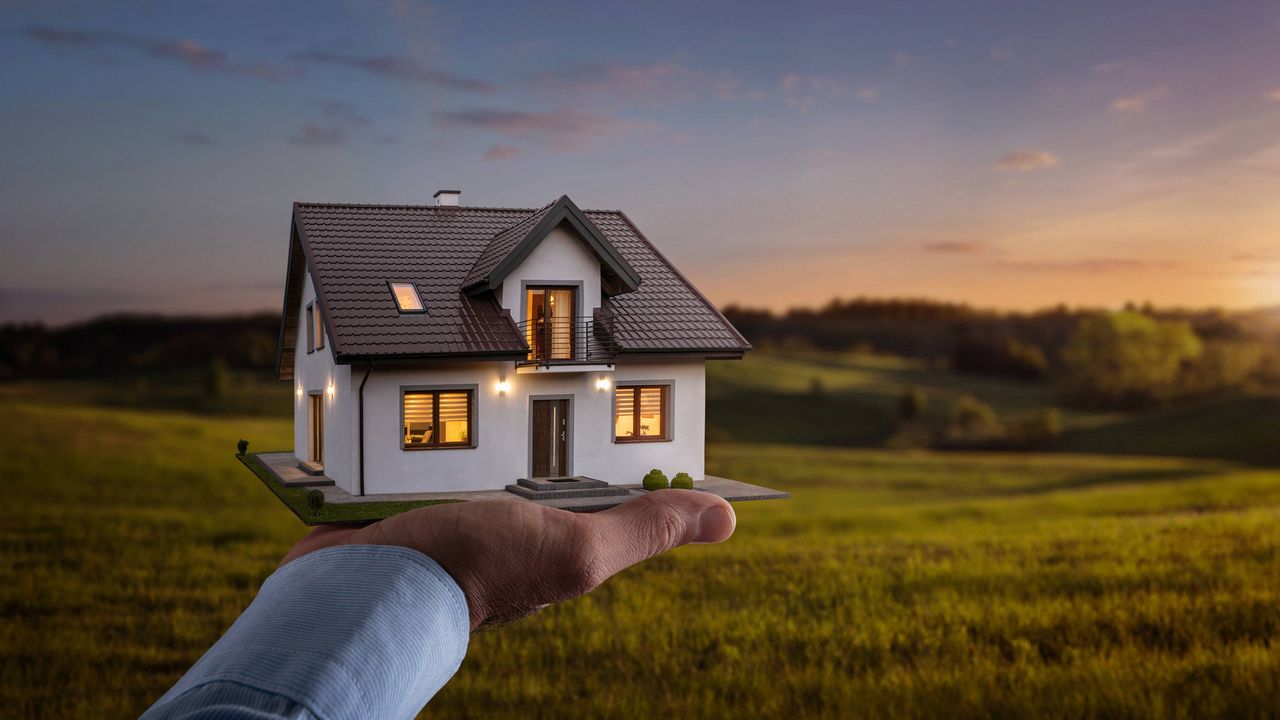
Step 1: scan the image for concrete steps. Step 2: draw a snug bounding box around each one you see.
[505,476,631,501]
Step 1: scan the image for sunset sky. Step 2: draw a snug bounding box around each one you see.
[2,0,1279,324]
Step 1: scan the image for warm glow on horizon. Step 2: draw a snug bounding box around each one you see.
[4,2,1280,324]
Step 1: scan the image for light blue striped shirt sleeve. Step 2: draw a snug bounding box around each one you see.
[141,545,470,720]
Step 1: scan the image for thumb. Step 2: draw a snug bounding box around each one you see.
[583,490,736,578]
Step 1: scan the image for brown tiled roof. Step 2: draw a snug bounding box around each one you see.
[462,200,556,290]
[279,197,749,374]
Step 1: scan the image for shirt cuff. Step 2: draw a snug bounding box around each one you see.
[143,545,470,720]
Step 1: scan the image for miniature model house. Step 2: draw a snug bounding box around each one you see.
[277,191,750,496]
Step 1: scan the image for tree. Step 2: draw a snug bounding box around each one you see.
[897,386,927,421]
[205,356,232,399]
[1055,311,1202,408]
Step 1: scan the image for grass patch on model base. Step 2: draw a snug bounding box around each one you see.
[237,452,458,525]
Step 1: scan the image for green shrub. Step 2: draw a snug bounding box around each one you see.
[949,396,1002,439]
[642,468,669,491]
[306,489,325,516]
[671,472,694,489]
[236,439,249,455]
[1006,408,1064,448]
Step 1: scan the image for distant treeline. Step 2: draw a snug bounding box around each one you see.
[4,300,1280,410]
[0,313,280,380]
[724,298,1280,407]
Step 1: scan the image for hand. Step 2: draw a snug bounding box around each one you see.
[280,490,737,630]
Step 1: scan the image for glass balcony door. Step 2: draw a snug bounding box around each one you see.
[525,287,576,361]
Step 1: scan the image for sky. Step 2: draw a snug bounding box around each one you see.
[2,0,1279,325]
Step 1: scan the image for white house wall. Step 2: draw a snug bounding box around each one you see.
[360,359,705,494]
[292,271,356,494]
[496,225,603,318]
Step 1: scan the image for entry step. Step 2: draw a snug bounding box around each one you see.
[516,476,609,491]
[506,476,631,501]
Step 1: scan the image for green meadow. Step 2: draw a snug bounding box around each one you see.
[3,360,1280,718]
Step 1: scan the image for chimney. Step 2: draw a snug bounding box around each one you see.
[433,189,461,207]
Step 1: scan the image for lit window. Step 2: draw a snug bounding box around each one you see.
[390,282,425,313]
[314,303,325,350]
[403,389,473,449]
[614,385,668,442]
[305,303,316,353]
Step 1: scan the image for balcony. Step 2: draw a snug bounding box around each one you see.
[515,315,617,370]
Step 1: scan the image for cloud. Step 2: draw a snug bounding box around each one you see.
[996,149,1059,172]
[483,144,522,161]
[922,240,987,254]
[1265,89,1280,102]
[176,133,214,146]
[1110,86,1167,113]
[23,25,290,81]
[1116,118,1280,188]
[433,107,654,149]
[533,60,753,109]
[780,73,843,113]
[998,258,1178,273]
[314,99,371,126]
[289,124,346,146]
[295,50,496,92]
[1091,60,1124,75]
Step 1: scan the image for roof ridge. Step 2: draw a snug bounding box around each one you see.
[489,198,559,236]
[294,200,624,213]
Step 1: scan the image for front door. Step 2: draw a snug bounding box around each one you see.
[531,398,569,477]
[307,393,324,465]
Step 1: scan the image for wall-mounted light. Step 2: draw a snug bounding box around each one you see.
[496,378,510,395]
[296,385,303,399]
[326,382,336,397]
[595,377,611,392]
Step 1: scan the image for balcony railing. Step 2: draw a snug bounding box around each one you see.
[516,315,617,367]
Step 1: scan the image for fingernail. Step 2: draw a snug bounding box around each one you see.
[694,503,736,543]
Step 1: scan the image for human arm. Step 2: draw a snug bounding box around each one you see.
[143,491,736,719]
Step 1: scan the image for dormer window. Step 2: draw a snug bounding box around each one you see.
[389,282,425,313]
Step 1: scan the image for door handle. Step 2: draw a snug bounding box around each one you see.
[560,430,566,441]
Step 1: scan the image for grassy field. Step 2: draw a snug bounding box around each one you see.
[707,350,1280,464]
[3,387,1280,718]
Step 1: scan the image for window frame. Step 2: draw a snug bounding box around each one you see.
[305,302,315,354]
[612,382,673,443]
[388,281,426,314]
[314,302,325,351]
[400,385,478,451]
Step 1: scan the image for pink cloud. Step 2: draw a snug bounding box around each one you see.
[997,149,1060,172]
[433,107,656,149]
[1110,86,1168,113]
[294,50,496,92]
[483,144,522,161]
[534,60,742,107]
[24,25,291,81]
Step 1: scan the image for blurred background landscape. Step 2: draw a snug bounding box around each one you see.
[5,298,1279,462]
[3,300,1279,717]
[5,0,1280,717]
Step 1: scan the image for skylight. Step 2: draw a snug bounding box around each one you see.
[389,282,425,313]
